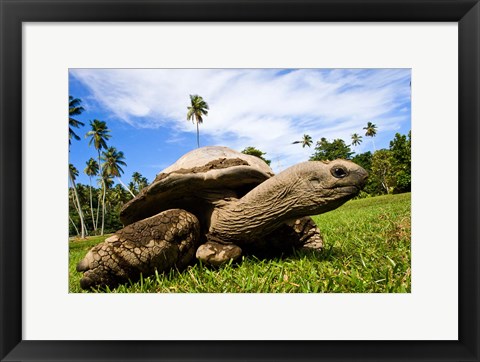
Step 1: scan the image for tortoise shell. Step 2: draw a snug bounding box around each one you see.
[120,146,274,227]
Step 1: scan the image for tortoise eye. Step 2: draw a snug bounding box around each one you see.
[331,167,348,178]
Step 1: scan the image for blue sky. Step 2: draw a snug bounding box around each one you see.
[69,68,411,186]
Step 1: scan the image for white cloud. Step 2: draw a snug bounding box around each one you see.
[70,68,410,172]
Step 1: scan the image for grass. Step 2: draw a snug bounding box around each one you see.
[69,193,411,293]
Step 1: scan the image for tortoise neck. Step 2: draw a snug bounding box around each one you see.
[209,169,308,243]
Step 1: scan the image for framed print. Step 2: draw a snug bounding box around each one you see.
[1,0,479,361]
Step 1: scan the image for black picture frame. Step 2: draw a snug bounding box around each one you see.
[1,1,479,361]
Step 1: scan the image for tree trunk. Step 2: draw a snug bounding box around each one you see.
[69,215,80,236]
[95,194,100,234]
[196,121,200,148]
[381,181,389,194]
[98,150,106,236]
[101,183,106,235]
[118,178,135,197]
[69,168,85,239]
[88,177,97,232]
[381,170,390,194]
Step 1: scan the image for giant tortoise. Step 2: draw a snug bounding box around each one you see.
[77,146,368,289]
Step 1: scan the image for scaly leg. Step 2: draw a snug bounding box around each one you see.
[76,209,200,290]
[241,216,323,257]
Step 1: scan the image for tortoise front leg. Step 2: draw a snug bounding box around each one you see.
[240,216,323,257]
[287,216,324,251]
[76,209,200,290]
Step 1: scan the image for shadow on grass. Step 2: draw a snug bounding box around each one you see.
[202,244,349,269]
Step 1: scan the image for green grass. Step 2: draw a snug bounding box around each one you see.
[69,193,411,293]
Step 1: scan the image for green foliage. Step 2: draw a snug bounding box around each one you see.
[69,164,79,181]
[68,96,85,145]
[101,147,127,177]
[371,149,395,194]
[84,158,99,177]
[351,151,382,196]
[347,130,411,196]
[351,133,363,147]
[351,151,372,171]
[69,193,411,293]
[128,181,138,195]
[292,134,313,148]
[131,172,148,193]
[389,131,411,193]
[86,119,111,151]
[69,183,90,235]
[186,94,209,125]
[363,121,378,137]
[68,180,133,236]
[310,138,353,161]
[102,175,114,189]
[69,97,140,237]
[354,131,411,196]
[241,146,271,166]
[395,170,411,192]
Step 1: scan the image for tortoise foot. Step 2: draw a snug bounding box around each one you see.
[287,217,324,251]
[196,241,242,267]
[77,209,200,290]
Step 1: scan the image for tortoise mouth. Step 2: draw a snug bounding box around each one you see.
[324,184,359,195]
[335,185,359,195]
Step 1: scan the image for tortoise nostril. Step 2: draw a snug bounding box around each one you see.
[356,169,369,186]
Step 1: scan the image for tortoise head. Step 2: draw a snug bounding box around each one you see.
[289,159,369,214]
[246,159,368,217]
[209,159,368,242]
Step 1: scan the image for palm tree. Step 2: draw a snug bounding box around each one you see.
[128,181,138,196]
[132,172,142,188]
[69,96,85,146]
[351,133,363,147]
[100,175,115,190]
[187,94,209,148]
[363,122,378,137]
[69,163,79,185]
[86,119,111,235]
[68,96,86,238]
[131,172,148,193]
[84,158,99,232]
[101,147,135,197]
[363,122,378,150]
[69,163,86,238]
[86,119,111,154]
[138,176,149,191]
[292,134,313,148]
[99,175,114,225]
